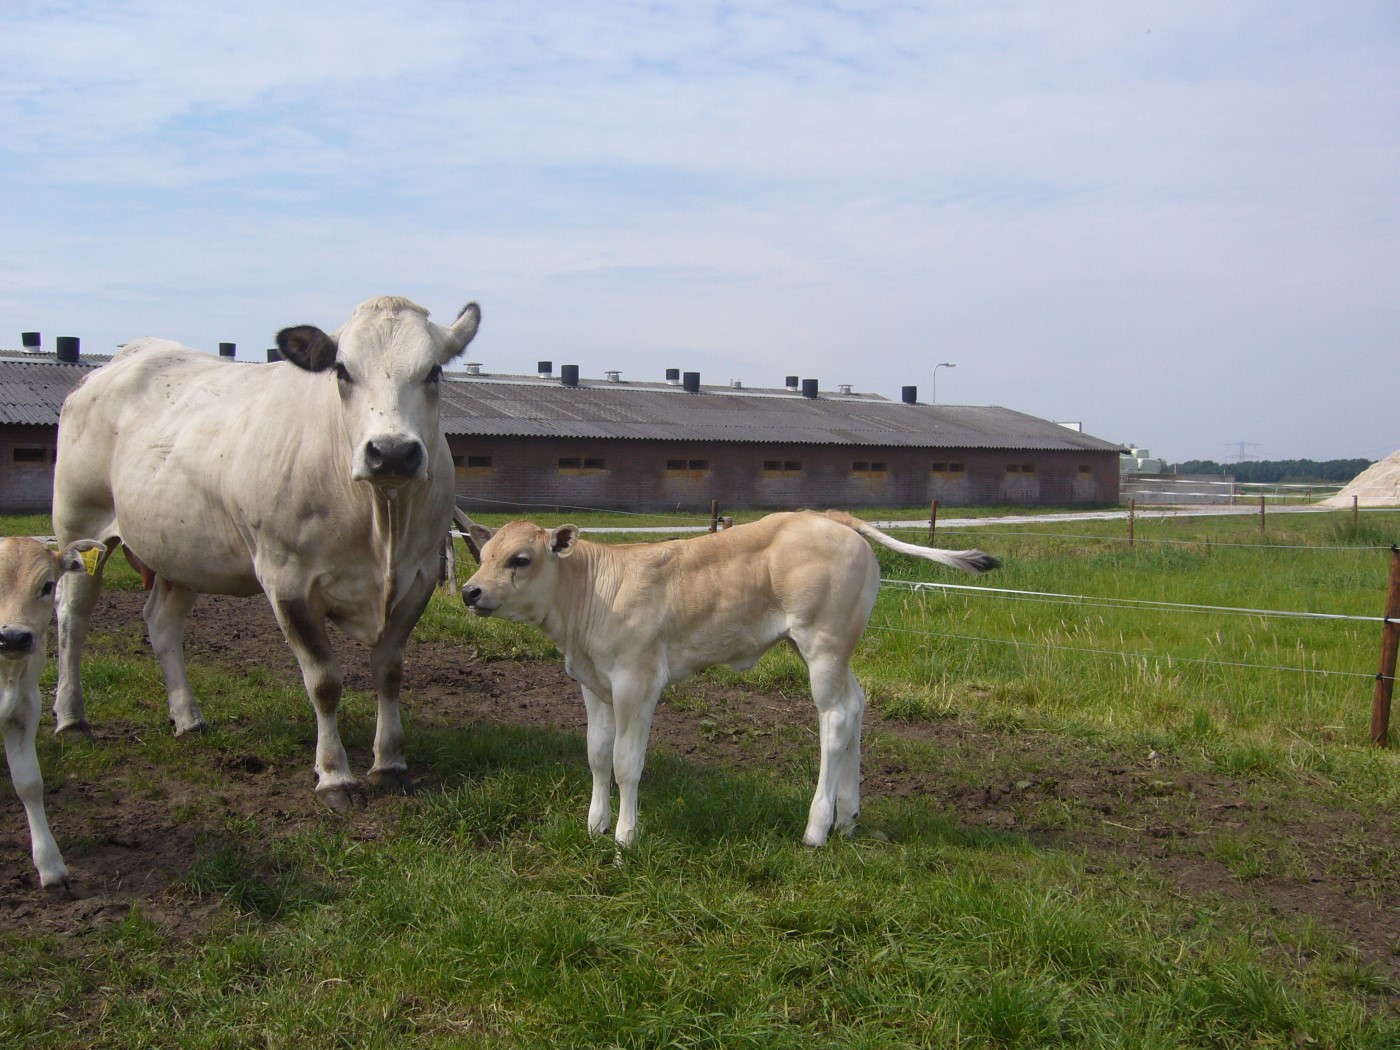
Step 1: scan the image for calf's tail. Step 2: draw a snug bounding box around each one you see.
[826,510,1001,574]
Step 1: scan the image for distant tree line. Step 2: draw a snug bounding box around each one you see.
[1166,459,1374,484]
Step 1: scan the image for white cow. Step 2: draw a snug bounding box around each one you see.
[52,296,480,810]
[460,510,999,846]
[0,536,103,891]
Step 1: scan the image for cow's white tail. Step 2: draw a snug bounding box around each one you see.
[826,511,1000,574]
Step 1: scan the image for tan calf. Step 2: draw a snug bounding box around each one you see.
[0,537,103,891]
[461,511,998,846]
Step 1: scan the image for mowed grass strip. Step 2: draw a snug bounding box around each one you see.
[1,508,1397,1047]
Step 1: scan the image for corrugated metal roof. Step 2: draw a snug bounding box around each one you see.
[0,353,1125,453]
[0,355,105,425]
[439,376,1125,452]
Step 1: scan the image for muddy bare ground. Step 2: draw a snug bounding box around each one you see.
[1,590,1397,985]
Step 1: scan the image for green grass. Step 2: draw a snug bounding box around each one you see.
[3,507,1399,1047]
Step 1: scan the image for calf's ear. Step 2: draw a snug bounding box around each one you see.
[277,325,340,372]
[549,525,581,557]
[466,524,494,561]
[56,539,106,574]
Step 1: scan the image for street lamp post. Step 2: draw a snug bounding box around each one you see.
[932,361,956,404]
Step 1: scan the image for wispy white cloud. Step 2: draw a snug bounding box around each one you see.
[2,1,1397,459]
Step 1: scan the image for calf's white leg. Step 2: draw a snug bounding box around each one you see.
[3,680,69,891]
[581,685,615,835]
[610,672,662,847]
[142,581,207,734]
[802,654,866,847]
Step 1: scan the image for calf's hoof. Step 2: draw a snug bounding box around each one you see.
[42,874,77,900]
[316,784,367,814]
[367,768,415,795]
[171,716,208,737]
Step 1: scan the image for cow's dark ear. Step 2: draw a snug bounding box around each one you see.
[276,325,339,372]
[550,525,581,557]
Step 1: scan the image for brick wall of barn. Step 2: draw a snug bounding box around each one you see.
[448,436,1120,513]
[0,424,59,513]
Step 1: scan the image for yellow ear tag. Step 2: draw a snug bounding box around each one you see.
[80,547,101,576]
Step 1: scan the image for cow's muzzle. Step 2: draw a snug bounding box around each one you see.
[361,437,426,481]
[0,626,37,657]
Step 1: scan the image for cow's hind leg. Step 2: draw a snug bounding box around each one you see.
[801,651,865,847]
[142,581,207,734]
[3,690,70,893]
[54,542,115,738]
[365,577,436,795]
[582,685,616,836]
[272,598,358,811]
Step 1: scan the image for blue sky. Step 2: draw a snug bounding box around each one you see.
[3,1,1396,463]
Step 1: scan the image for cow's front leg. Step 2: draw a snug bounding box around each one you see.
[142,581,207,735]
[54,559,105,738]
[581,685,615,835]
[272,597,358,811]
[366,577,435,794]
[3,688,71,893]
[610,673,662,847]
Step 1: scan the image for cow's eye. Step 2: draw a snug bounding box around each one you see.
[334,363,352,384]
[427,364,443,384]
[39,580,54,597]
[507,553,531,569]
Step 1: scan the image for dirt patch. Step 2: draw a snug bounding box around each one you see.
[1,589,1397,981]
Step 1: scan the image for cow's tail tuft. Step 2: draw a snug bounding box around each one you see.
[826,510,1000,575]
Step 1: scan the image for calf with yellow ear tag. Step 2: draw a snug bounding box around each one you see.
[0,536,104,893]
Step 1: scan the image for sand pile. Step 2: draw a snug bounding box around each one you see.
[1321,450,1400,507]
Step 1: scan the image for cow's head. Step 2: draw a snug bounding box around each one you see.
[276,296,480,485]
[0,538,104,663]
[460,519,580,624]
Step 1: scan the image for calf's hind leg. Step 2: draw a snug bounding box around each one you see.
[54,546,111,737]
[802,653,866,847]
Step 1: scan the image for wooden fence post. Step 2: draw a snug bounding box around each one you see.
[928,499,938,544]
[1259,495,1266,534]
[1370,544,1400,747]
[709,499,720,533]
[1128,498,1135,548]
[1353,494,1359,528]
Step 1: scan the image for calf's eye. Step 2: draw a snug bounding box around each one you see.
[40,580,54,597]
[507,554,531,569]
[427,364,443,384]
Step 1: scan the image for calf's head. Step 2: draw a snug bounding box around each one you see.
[461,519,580,623]
[0,538,105,662]
[276,296,480,485]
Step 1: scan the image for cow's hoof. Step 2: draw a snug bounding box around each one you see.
[367,768,415,795]
[317,785,366,813]
[54,720,94,743]
[171,719,208,737]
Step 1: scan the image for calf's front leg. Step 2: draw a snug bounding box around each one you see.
[609,672,663,847]
[581,685,615,835]
[3,686,70,892]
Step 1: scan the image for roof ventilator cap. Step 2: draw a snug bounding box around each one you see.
[801,378,818,399]
[464,362,482,375]
[56,337,80,363]
[218,342,236,358]
[785,375,799,390]
[666,368,681,385]
[267,347,282,362]
[683,371,701,393]
[902,386,918,404]
[21,332,40,352]
[560,364,580,387]
[537,360,553,378]
[605,370,622,382]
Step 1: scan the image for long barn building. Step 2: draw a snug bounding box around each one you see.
[0,346,1124,514]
